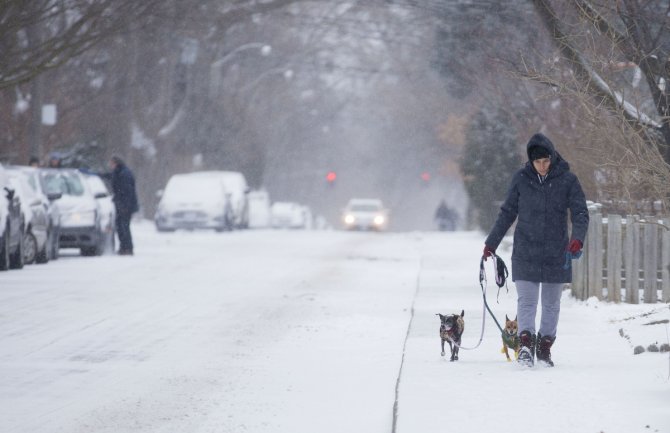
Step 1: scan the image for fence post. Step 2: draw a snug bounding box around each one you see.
[606,215,622,302]
[643,222,658,303]
[587,209,603,300]
[624,216,640,304]
[662,218,670,303]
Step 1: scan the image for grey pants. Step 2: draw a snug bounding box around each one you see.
[515,280,564,338]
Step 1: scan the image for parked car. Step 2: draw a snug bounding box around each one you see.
[17,166,63,260]
[247,189,271,229]
[0,163,25,270]
[271,201,307,229]
[155,172,234,232]
[6,168,51,264]
[187,171,250,229]
[83,174,116,253]
[39,168,105,256]
[341,198,389,231]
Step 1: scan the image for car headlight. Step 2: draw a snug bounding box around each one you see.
[344,214,355,225]
[61,210,97,227]
[373,215,385,226]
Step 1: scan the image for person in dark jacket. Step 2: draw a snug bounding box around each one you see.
[100,156,139,255]
[483,133,589,367]
[434,199,458,231]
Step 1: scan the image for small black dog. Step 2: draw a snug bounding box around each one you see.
[436,310,465,361]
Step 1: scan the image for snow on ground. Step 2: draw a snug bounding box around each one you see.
[0,221,668,433]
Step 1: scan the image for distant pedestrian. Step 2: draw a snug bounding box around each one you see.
[482,133,589,367]
[99,156,139,256]
[434,199,457,231]
[29,156,40,167]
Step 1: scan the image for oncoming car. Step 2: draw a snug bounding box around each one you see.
[341,198,388,231]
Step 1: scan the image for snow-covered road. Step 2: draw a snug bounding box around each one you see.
[1,222,668,433]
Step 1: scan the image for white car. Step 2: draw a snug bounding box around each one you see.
[16,166,63,260]
[155,172,234,232]
[341,198,389,231]
[247,189,271,228]
[271,202,306,229]
[40,169,105,256]
[6,168,51,264]
[83,174,116,253]
[187,171,250,229]
[0,163,25,270]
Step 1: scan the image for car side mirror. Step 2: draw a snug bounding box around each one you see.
[47,192,62,201]
[94,192,108,199]
[156,189,164,199]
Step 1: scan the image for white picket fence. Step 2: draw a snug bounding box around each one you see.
[570,208,670,303]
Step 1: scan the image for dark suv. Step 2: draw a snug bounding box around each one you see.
[0,163,25,270]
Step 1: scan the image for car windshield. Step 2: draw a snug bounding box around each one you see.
[20,171,40,193]
[42,172,86,196]
[164,177,223,202]
[350,203,381,212]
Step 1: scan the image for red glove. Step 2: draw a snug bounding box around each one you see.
[567,239,583,254]
[483,244,495,260]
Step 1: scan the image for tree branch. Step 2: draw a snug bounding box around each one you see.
[530,0,662,132]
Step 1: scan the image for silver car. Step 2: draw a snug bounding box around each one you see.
[18,166,63,260]
[0,163,24,270]
[341,198,389,231]
[6,168,53,264]
[39,169,105,256]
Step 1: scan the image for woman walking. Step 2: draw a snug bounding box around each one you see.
[483,133,589,367]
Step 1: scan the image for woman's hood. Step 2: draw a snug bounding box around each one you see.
[526,133,556,161]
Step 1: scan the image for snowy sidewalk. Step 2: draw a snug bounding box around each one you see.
[396,232,670,433]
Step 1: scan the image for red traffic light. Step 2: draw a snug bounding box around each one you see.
[326,171,337,182]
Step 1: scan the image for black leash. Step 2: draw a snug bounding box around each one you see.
[479,254,517,347]
[451,253,513,351]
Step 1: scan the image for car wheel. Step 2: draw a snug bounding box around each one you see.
[9,228,24,269]
[0,225,10,271]
[23,231,37,265]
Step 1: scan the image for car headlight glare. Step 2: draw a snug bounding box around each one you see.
[373,215,385,226]
[62,210,96,227]
[344,214,355,225]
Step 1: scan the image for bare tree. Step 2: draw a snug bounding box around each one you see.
[520,0,670,209]
[0,0,162,89]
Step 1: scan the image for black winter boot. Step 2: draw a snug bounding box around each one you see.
[536,333,556,367]
[517,330,535,367]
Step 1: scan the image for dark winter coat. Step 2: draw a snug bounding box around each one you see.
[485,133,589,283]
[102,163,139,215]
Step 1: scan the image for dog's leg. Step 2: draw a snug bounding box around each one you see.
[440,339,445,357]
[502,343,511,361]
[453,339,459,361]
[448,341,455,361]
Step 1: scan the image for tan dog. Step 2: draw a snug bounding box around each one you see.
[501,315,520,361]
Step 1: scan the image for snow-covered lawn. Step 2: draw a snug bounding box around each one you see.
[0,221,668,433]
